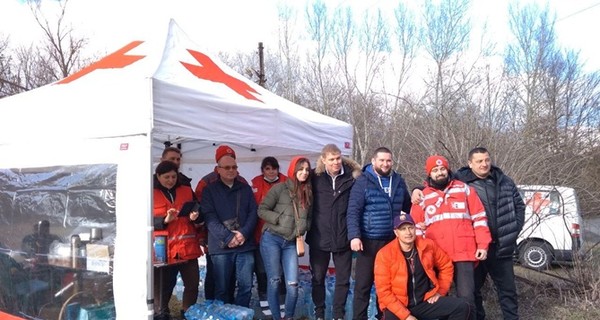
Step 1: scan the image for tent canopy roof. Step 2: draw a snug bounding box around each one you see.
[0,19,353,163]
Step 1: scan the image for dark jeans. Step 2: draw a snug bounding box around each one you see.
[205,254,235,302]
[309,247,352,319]
[454,261,476,320]
[353,238,389,320]
[382,296,470,320]
[154,259,199,315]
[474,245,519,320]
[211,251,255,307]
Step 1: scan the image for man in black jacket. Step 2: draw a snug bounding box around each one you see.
[306,144,361,320]
[455,147,525,320]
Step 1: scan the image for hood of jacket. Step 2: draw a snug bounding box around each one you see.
[314,156,362,178]
[287,156,310,182]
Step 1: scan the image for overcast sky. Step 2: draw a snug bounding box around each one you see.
[1,0,599,71]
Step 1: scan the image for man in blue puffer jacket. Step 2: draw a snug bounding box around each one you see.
[347,147,412,320]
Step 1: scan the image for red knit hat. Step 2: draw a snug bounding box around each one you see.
[425,155,449,174]
[215,145,236,163]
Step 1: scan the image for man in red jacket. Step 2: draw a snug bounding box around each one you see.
[374,214,470,320]
[411,156,491,319]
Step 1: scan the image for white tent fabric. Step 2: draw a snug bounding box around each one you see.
[0,19,353,319]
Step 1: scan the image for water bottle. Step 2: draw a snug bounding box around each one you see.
[154,235,167,264]
[295,285,305,318]
[325,275,334,320]
[367,285,377,320]
[175,274,184,301]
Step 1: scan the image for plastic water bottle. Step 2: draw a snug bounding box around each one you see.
[295,285,305,318]
[153,235,167,264]
[367,285,377,320]
[175,274,184,301]
[325,275,335,320]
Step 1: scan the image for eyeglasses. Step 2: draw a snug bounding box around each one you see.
[218,165,238,171]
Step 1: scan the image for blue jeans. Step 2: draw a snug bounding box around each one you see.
[210,251,255,307]
[260,230,299,319]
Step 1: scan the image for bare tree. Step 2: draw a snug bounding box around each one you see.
[27,0,88,81]
[0,0,92,97]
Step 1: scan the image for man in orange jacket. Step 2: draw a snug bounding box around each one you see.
[411,155,491,319]
[374,214,470,320]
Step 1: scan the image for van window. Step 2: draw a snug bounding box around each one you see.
[520,189,561,216]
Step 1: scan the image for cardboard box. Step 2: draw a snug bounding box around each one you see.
[86,244,112,273]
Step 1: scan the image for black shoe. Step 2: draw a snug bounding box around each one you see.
[153,313,171,320]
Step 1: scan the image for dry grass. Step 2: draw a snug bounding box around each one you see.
[482,247,600,320]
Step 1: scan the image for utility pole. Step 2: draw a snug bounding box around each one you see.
[257,42,266,87]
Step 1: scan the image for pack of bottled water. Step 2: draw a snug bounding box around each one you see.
[185,300,254,320]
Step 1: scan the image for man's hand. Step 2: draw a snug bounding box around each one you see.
[227,236,239,248]
[475,249,488,260]
[233,231,245,245]
[411,189,424,204]
[426,293,441,304]
[189,211,200,221]
[350,238,363,252]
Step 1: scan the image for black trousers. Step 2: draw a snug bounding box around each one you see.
[309,247,353,319]
[353,238,389,320]
[154,259,199,315]
[382,296,470,320]
[474,244,519,320]
[453,261,476,320]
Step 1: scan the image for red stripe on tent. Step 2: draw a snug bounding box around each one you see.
[57,41,146,84]
[181,49,263,102]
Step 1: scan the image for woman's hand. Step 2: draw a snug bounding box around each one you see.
[165,208,177,224]
[189,211,199,221]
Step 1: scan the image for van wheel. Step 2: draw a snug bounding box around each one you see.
[520,241,552,270]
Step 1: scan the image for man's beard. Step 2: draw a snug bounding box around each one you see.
[375,166,391,177]
[429,175,449,190]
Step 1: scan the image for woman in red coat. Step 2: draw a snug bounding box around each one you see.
[153,160,203,320]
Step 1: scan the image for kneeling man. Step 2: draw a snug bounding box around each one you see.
[374,214,470,320]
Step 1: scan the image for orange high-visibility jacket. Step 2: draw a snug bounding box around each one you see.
[154,185,202,260]
[411,179,491,262]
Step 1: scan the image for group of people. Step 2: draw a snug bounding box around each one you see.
[152,143,525,320]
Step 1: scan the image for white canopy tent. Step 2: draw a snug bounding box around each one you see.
[0,20,352,319]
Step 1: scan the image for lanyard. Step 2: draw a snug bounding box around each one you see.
[377,175,393,198]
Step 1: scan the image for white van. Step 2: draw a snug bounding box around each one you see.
[516,185,584,270]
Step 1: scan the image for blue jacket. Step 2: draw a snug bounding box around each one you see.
[347,164,411,241]
[200,178,258,255]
